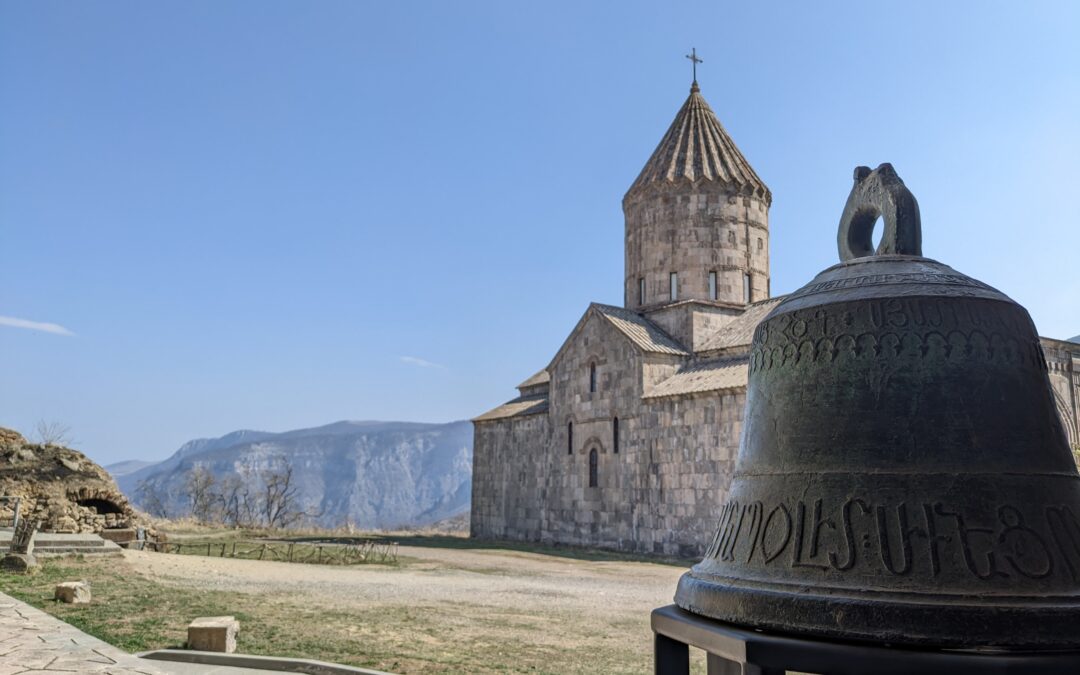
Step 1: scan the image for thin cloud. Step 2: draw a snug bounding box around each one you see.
[400,355,446,370]
[0,315,75,336]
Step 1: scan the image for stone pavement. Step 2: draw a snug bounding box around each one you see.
[0,591,387,675]
[0,591,166,674]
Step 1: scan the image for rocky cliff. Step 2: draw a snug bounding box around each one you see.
[116,420,473,529]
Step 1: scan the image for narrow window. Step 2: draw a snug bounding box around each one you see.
[743,273,752,303]
[638,277,645,306]
[728,230,736,245]
[669,272,678,301]
[757,237,764,251]
[613,417,619,454]
[568,422,573,455]
[589,363,597,393]
[708,271,717,300]
[588,448,598,487]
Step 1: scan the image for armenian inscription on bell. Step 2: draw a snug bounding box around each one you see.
[704,498,1079,582]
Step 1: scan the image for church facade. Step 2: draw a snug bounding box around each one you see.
[471,82,1080,557]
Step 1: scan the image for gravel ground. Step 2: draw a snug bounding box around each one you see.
[124,545,686,618]
[122,544,696,672]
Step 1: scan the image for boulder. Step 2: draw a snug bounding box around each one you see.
[54,581,91,604]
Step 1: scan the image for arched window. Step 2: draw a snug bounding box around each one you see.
[613,417,619,454]
[567,422,573,455]
[588,448,598,488]
[589,363,597,393]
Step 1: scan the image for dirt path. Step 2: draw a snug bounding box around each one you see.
[121,544,698,672]
[124,545,686,620]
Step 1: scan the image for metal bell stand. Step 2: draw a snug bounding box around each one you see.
[652,605,1080,675]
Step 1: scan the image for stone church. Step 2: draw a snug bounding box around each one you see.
[471,80,1080,557]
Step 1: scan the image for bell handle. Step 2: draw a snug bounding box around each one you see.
[837,163,922,261]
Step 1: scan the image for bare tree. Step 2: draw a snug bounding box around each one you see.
[260,458,304,529]
[177,456,315,530]
[216,474,254,528]
[34,420,73,446]
[185,466,218,523]
[135,479,171,519]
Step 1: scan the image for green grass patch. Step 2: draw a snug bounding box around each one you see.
[0,555,685,673]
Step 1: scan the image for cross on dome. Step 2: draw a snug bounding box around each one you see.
[685,47,703,88]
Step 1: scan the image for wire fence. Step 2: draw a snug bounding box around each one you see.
[147,539,398,565]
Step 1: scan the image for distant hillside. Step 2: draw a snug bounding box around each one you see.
[104,459,157,477]
[115,420,473,529]
[1070,335,1080,344]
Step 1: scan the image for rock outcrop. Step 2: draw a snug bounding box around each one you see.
[0,428,139,534]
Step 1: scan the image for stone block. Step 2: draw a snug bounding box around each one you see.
[188,616,239,653]
[54,581,91,604]
[0,553,37,573]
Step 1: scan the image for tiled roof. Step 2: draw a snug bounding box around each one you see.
[698,296,784,353]
[644,356,749,399]
[626,83,770,203]
[516,369,550,389]
[593,304,689,356]
[472,395,549,422]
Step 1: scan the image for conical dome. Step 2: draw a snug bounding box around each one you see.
[625,83,770,203]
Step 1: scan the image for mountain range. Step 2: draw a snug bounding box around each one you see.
[110,420,473,529]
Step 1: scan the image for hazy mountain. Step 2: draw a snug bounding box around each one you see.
[104,459,157,477]
[114,420,473,529]
[1069,335,1080,344]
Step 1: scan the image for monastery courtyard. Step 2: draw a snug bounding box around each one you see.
[0,541,696,674]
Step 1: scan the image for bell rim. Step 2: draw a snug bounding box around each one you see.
[675,571,1080,650]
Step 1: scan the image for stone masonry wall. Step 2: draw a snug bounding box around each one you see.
[471,311,745,557]
[471,414,550,539]
[645,302,744,352]
[1043,337,1080,448]
[624,182,769,309]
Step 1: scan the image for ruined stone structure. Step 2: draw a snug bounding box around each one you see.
[0,427,139,534]
[471,82,1080,557]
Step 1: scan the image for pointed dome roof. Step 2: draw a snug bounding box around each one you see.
[626,83,770,204]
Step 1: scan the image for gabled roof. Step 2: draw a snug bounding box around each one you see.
[626,83,770,203]
[644,356,749,399]
[473,394,549,423]
[516,369,550,389]
[698,296,784,353]
[593,304,688,356]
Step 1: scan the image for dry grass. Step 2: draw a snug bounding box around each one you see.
[0,544,706,674]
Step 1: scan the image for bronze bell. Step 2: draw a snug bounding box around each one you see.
[676,164,1080,649]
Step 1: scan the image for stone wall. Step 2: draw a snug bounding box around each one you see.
[471,413,550,539]
[624,182,769,309]
[1042,337,1080,448]
[645,301,743,352]
[0,428,139,534]
[471,311,744,557]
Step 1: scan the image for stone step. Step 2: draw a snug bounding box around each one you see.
[1,533,123,556]
[36,547,123,557]
[33,538,107,548]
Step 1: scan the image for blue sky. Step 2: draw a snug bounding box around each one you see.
[1,1,1077,464]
